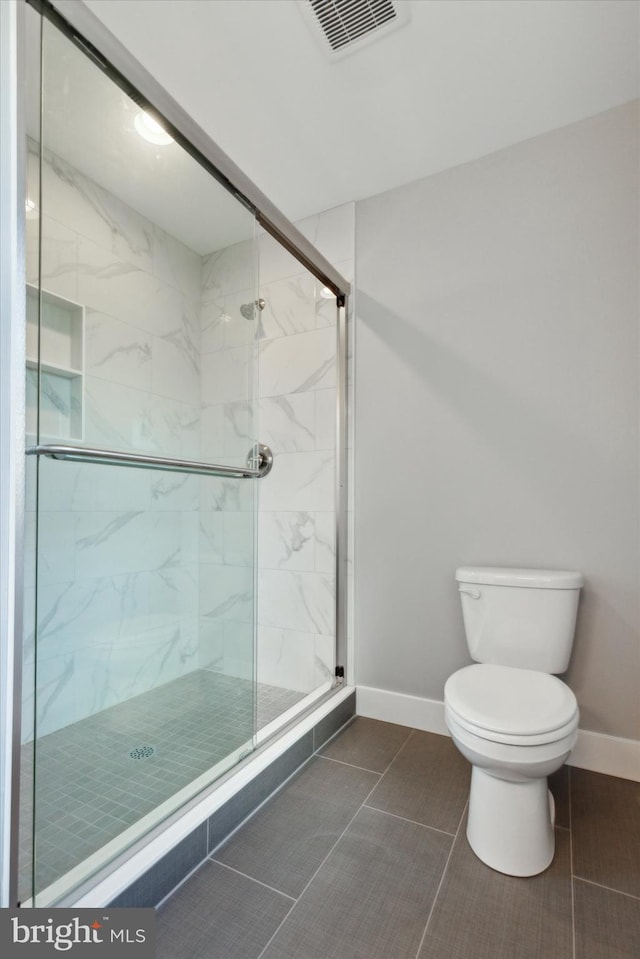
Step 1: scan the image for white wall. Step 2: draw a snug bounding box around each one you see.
[354,102,640,745]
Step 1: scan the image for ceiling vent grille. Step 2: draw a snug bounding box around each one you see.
[308,0,400,54]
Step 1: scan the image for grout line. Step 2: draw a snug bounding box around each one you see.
[413,799,469,959]
[573,876,640,902]
[254,770,386,959]
[362,804,456,838]
[568,766,577,959]
[209,858,297,902]
[318,755,386,775]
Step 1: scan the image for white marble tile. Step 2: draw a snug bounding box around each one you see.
[73,623,197,721]
[257,626,315,692]
[41,145,155,274]
[182,512,201,565]
[259,451,335,512]
[199,475,255,513]
[27,368,80,442]
[201,346,254,406]
[148,565,199,620]
[37,458,151,513]
[182,295,202,355]
[84,375,150,452]
[258,512,315,572]
[199,402,225,462]
[259,273,316,338]
[26,214,78,301]
[31,652,75,737]
[143,394,201,460]
[37,512,76,586]
[200,402,255,467]
[199,512,225,565]
[258,393,316,453]
[314,512,335,574]
[258,229,314,285]
[258,568,335,635]
[222,620,254,680]
[75,510,181,579]
[258,328,336,397]
[77,236,181,337]
[152,326,200,405]
[150,473,200,511]
[152,224,201,299]
[199,564,254,623]
[202,238,256,297]
[33,574,150,663]
[315,389,336,451]
[315,633,336,686]
[85,309,152,392]
[199,619,225,671]
[224,511,254,567]
[201,296,226,355]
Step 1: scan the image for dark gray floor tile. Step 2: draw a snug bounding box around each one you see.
[318,716,412,772]
[419,820,573,959]
[367,730,469,834]
[156,860,292,959]
[261,805,452,959]
[574,879,640,959]
[213,756,378,897]
[571,768,640,898]
[549,763,570,830]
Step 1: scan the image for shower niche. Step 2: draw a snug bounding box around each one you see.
[25,284,84,441]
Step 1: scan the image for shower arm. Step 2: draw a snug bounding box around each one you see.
[26,443,274,479]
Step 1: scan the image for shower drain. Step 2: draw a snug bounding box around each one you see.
[129,744,155,760]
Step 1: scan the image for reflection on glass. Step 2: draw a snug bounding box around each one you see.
[24,11,260,904]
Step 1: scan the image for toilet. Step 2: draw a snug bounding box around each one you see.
[444,566,583,877]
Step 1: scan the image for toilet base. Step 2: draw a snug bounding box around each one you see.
[466,766,555,877]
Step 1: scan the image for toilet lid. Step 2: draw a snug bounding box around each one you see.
[444,664,578,737]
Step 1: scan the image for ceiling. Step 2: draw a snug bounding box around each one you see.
[75,0,638,225]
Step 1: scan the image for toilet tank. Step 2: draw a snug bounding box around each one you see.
[455,567,583,673]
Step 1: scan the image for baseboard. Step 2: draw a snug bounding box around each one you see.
[356,685,640,782]
[567,728,640,781]
[356,686,449,737]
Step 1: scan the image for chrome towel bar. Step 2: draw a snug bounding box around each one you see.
[26,443,274,479]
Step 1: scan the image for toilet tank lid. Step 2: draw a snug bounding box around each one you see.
[455,567,584,589]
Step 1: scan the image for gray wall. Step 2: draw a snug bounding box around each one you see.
[354,101,639,741]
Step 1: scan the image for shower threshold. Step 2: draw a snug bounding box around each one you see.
[19,670,322,907]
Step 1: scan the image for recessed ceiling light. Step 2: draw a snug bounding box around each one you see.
[134,110,174,146]
[320,286,335,299]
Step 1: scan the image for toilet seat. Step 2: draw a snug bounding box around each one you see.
[444,663,579,747]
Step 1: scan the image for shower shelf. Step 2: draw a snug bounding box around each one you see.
[25,284,84,441]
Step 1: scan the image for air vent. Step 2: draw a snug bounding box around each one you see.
[303,0,409,57]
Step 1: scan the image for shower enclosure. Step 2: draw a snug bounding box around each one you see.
[11,0,349,907]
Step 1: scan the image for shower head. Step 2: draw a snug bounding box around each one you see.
[240,298,266,320]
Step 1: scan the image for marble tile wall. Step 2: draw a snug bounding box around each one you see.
[23,133,355,739]
[255,204,355,695]
[23,140,205,741]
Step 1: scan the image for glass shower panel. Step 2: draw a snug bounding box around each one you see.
[24,12,260,905]
[255,233,339,722]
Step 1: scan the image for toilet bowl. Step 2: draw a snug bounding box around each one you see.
[447,566,583,877]
[445,663,578,876]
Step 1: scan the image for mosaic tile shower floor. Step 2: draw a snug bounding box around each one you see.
[19,670,305,901]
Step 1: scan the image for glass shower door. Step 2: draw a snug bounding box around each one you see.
[22,7,262,905]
